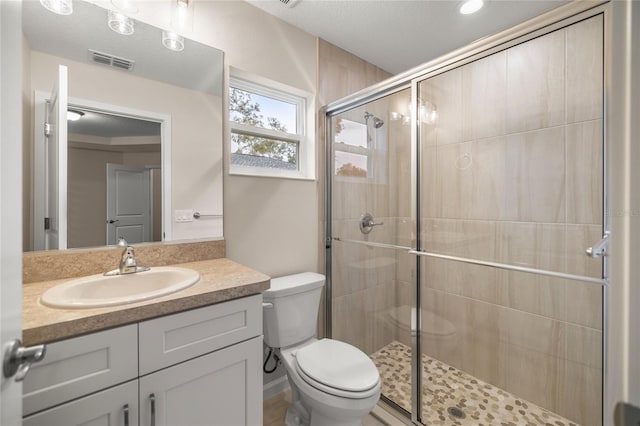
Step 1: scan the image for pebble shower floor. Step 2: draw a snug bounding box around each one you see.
[370,341,579,426]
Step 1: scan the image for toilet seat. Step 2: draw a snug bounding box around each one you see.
[294,339,380,399]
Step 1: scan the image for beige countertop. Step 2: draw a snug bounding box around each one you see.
[23,258,270,346]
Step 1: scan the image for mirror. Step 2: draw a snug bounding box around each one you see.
[22,0,224,252]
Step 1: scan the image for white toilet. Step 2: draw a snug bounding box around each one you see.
[263,272,381,426]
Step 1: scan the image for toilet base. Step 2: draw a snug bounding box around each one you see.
[285,390,367,426]
[285,401,309,426]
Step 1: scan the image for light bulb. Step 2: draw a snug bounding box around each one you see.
[108,10,135,35]
[162,31,185,52]
[39,0,73,15]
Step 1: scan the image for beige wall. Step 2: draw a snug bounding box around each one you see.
[27,49,222,244]
[217,2,319,278]
[109,1,319,277]
[608,0,640,421]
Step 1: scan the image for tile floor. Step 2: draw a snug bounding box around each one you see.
[370,341,580,426]
[263,390,386,426]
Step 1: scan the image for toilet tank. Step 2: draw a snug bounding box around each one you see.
[262,272,325,348]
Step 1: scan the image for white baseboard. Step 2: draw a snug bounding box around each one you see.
[264,375,290,400]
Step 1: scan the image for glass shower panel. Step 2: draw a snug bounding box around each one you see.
[416,13,604,426]
[331,89,413,248]
[330,88,416,414]
[418,257,603,425]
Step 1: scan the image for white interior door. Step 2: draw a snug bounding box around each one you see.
[106,164,151,245]
[44,65,68,250]
[1,2,24,423]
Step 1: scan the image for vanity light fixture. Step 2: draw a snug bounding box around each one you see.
[459,0,484,15]
[391,99,438,126]
[39,0,73,15]
[108,10,135,35]
[162,31,185,52]
[67,109,85,121]
[111,0,138,14]
[171,0,194,33]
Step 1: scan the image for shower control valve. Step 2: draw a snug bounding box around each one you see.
[359,213,384,234]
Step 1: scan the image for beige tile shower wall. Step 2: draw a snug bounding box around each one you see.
[418,16,603,426]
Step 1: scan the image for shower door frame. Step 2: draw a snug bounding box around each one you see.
[325,2,611,424]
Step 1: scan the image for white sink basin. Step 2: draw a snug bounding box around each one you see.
[40,267,201,309]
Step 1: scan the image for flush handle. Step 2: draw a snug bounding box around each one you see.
[2,339,46,382]
[359,213,384,234]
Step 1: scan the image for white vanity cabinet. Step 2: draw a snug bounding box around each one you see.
[22,294,263,426]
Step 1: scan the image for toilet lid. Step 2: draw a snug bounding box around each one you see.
[295,339,379,393]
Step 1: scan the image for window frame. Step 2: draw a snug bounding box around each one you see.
[228,68,315,180]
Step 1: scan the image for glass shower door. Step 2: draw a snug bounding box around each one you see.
[329,87,417,415]
[415,14,604,426]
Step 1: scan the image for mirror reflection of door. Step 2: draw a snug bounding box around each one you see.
[44,65,68,250]
[106,164,151,245]
[67,108,161,249]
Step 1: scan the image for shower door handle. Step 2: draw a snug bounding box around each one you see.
[586,231,610,258]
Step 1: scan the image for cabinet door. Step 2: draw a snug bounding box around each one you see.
[23,380,138,426]
[139,336,262,426]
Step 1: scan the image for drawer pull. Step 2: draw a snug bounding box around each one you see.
[123,404,130,426]
[149,393,156,426]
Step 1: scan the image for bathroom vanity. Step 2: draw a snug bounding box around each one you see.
[20,256,269,426]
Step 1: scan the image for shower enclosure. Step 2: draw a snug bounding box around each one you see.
[326,4,606,426]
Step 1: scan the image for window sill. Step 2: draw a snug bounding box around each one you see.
[229,166,316,181]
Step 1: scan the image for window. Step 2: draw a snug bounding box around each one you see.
[334,118,369,178]
[229,70,314,179]
[333,116,386,182]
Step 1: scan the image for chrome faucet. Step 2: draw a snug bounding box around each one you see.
[105,238,149,276]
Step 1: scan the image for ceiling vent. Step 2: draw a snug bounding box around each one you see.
[279,0,300,8]
[88,49,135,71]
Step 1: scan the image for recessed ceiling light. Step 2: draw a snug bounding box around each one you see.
[459,0,484,15]
[67,109,85,121]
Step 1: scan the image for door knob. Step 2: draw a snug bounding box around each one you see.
[107,219,120,224]
[2,339,46,382]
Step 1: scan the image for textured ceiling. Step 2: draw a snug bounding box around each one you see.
[246,0,571,74]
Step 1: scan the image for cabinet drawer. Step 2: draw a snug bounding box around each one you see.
[23,380,138,426]
[139,294,261,375]
[23,324,138,416]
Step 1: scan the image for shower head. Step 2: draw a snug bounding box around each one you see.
[364,111,384,128]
